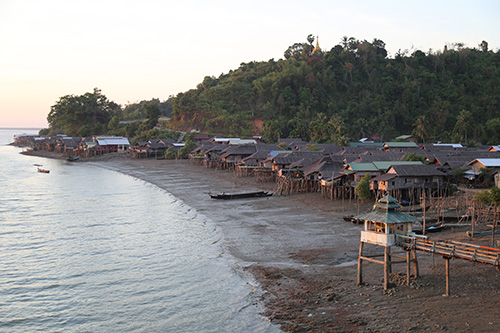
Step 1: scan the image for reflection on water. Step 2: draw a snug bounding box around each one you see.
[0,129,278,332]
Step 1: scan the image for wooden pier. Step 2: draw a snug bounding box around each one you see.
[397,235,500,267]
[356,195,500,296]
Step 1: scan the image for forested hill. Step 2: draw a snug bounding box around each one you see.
[169,36,500,145]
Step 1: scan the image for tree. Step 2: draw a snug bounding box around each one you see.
[490,187,500,205]
[165,147,176,160]
[177,140,197,159]
[356,173,372,201]
[475,189,491,205]
[485,118,500,144]
[47,88,120,136]
[412,115,427,143]
[144,102,161,129]
[479,40,488,52]
[405,153,426,163]
[108,116,120,130]
[453,110,474,143]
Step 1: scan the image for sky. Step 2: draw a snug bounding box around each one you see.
[1,0,499,128]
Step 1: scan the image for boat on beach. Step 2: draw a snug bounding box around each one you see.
[67,156,80,161]
[412,221,444,234]
[37,168,50,173]
[209,191,273,200]
[343,215,363,224]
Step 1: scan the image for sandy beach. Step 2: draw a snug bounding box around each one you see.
[22,151,500,331]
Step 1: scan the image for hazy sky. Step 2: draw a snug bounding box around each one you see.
[1,0,499,128]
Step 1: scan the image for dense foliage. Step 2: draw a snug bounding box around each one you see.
[356,173,372,201]
[122,98,173,120]
[169,36,500,145]
[44,89,177,143]
[46,88,121,137]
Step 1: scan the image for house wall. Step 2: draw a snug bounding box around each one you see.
[385,176,444,190]
[495,173,500,188]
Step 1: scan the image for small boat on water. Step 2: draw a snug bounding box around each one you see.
[67,156,80,161]
[37,168,50,173]
[209,191,273,200]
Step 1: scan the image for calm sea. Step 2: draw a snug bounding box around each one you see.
[0,129,278,332]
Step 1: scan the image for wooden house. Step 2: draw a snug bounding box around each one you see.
[468,158,500,173]
[93,136,130,153]
[343,163,381,185]
[370,164,446,197]
[220,145,257,169]
[301,156,344,181]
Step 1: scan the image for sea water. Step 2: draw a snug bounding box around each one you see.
[0,129,278,332]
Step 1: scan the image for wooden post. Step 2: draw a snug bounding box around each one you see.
[387,246,392,274]
[384,246,390,290]
[445,256,450,296]
[472,201,475,237]
[406,250,411,286]
[422,190,426,236]
[357,242,364,285]
[492,206,497,246]
[412,249,419,278]
[342,192,345,218]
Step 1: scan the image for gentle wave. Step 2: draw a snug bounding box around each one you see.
[0,130,278,332]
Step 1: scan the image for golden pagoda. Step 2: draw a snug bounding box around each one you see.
[311,36,321,55]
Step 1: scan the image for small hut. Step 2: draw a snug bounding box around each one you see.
[356,195,421,289]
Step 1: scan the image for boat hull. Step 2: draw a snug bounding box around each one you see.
[209,191,272,200]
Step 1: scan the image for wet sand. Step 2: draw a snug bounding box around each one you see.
[22,151,500,331]
[96,158,500,332]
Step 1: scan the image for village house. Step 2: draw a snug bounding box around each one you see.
[219,145,257,169]
[369,164,446,197]
[467,158,500,174]
[301,155,344,181]
[343,163,381,185]
[129,139,176,159]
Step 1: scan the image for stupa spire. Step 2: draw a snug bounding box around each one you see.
[312,36,321,54]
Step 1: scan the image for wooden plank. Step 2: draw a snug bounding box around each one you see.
[359,256,385,265]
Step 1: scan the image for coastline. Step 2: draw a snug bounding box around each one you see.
[21,151,500,331]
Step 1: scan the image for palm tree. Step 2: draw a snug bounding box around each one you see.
[454,110,474,143]
[413,115,427,143]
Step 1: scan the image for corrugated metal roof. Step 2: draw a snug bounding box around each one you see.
[383,142,418,148]
[96,137,130,146]
[347,163,379,172]
[469,158,500,167]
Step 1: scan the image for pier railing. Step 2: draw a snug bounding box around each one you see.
[396,234,500,267]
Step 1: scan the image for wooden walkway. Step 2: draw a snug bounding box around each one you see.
[396,234,500,267]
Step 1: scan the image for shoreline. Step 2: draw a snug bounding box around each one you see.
[21,150,500,331]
